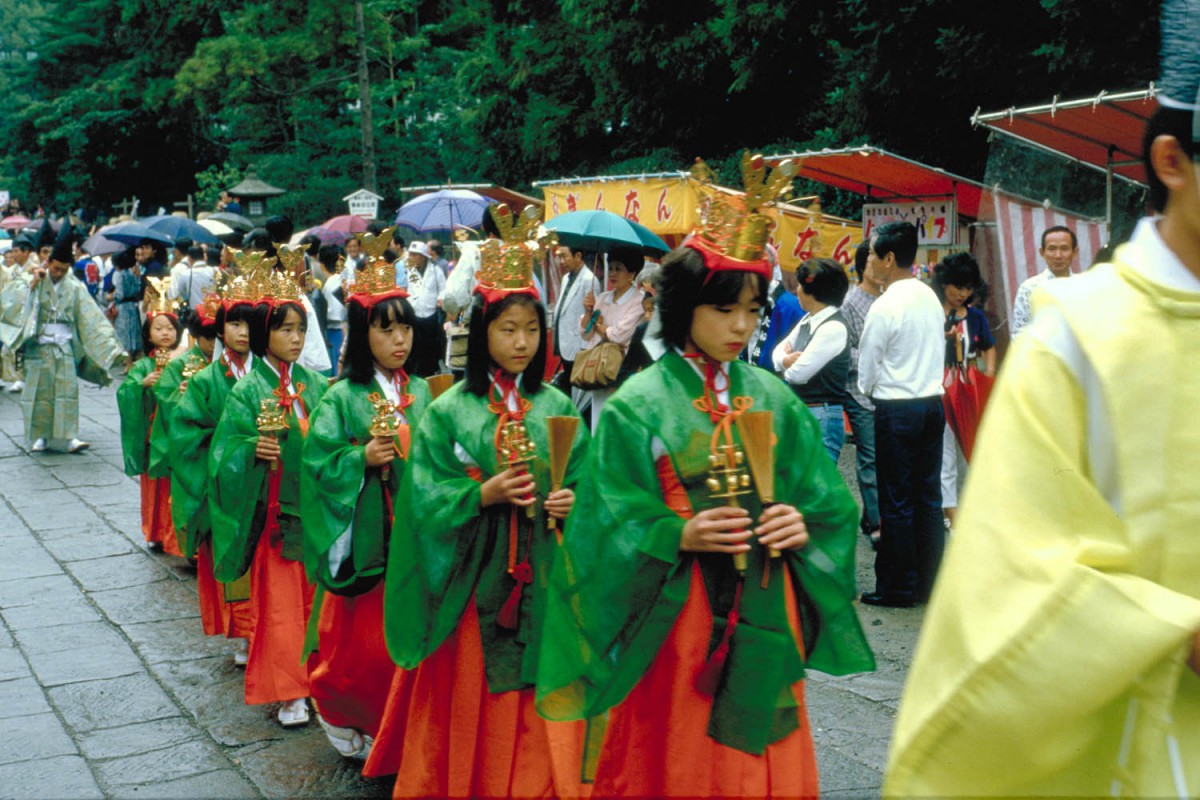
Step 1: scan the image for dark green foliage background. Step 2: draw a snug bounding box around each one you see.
[0,0,1161,224]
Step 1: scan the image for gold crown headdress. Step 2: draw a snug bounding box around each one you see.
[474,205,547,306]
[687,152,798,278]
[346,228,409,306]
[229,248,303,305]
[144,277,181,318]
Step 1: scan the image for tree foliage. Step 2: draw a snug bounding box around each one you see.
[0,0,1163,224]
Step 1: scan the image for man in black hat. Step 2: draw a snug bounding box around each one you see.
[0,224,126,453]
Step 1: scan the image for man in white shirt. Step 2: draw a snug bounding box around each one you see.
[169,244,216,313]
[404,241,446,376]
[857,221,945,607]
[1010,225,1077,336]
[550,245,594,390]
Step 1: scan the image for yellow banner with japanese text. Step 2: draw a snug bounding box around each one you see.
[541,177,862,273]
[542,178,700,235]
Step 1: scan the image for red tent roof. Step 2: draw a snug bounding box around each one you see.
[971,87,1157,186]
[767,147,989,219]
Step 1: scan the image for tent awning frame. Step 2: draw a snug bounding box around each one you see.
[971,85,1157,236]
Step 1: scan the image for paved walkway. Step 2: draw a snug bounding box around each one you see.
[0,376,917,799]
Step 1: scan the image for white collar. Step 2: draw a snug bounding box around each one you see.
[1130,217,1200,292]
[803,304,838,326]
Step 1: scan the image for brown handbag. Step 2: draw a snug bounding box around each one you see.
[570,341,625,390]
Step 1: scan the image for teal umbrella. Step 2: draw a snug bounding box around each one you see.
[543,210,670,255]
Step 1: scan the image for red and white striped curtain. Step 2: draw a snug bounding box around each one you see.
[991,193,1105,329]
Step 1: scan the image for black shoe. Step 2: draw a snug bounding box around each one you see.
[861,591,916,608]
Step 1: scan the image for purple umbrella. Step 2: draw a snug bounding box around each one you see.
[394,189,496,232]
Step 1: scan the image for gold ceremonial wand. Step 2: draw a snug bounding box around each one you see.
[736,410,778,587]
[498,419,537,519]
[426,373,454,400]
[706,440,754,575]
[256,398,287,472]
[544,416,579,541]
[153,348,171,373]
[368,394,402,483]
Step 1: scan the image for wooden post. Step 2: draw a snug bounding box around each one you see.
[354,0,377,194]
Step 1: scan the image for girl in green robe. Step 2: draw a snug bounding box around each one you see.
[536,242,875,798]
[301,283,432,760]
[368,241,591,796]
[170,299,255,644]
[209,296,327,727]
[117,310,183,556]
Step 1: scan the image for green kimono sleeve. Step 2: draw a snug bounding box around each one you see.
[147,350,193,479]
[207,377,270,582]
[208,362,328,580]
[169,362,230,556]
[384,383,589,692]
[536,355,873,754]
[300,378,431,595]
[117,357,159,477]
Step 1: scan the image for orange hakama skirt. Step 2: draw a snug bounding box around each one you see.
[308,582,393,736]
[590,562,819,799]
[195,539,226,637]
[244,529,314,705]
[139,474,182,556]
[365,597,588,799]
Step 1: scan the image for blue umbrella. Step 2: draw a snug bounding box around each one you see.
[101,221,174,247]
[143,216,222,247]
[394,189,496,233]
[543,210,670,255]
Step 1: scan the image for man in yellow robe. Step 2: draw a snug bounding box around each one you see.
[885,11,1200,796]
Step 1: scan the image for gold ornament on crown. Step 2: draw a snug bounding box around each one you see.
[346,228,405,299]
[231,249,277,303]
[275,243,315,294]
[143,277,182,318]
[690,152,798,263]
[477,204,550,295]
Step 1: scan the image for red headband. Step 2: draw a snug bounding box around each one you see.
[347,287,410,310]
[473,283,541,308]
[684,237,772,281]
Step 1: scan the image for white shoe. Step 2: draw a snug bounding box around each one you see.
[67,438,90,453]
[30,438,46,453]
[318,714,367,758]
[232,638,249,667]
[6,381,23,393]
[277,698,310,727]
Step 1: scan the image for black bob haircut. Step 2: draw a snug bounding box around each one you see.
[797,258,850,306]
[656,245,769,351]
[141,313,182,355]
[247,301,308,358]
[853,239,871,284]
[343,295,420,386]
[932,252,985,304]
[870,221,918,270]
[214,302,257,340]
[463,293,547,397]
[185,311,220,341]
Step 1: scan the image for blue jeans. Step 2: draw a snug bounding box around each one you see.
[325,326,344,377]
[843,395,880,530]
[873,396,945,601]
[808,403,846,464]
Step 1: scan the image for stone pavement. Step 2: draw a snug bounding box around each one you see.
[0,376,920,799]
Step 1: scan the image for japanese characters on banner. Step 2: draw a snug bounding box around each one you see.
[542,178,700,235]
[541,177,862,273]
[863,201,957,246]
